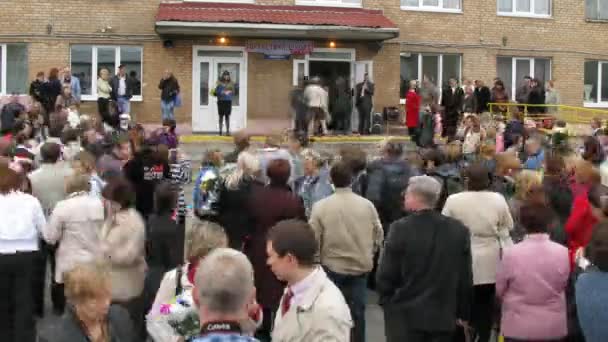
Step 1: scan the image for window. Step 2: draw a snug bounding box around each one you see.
[400,53,462,98]
[497,0,551,17]
[0,44,28,95]
[70,45,143,101]
[587,0,608,20]
[296,0,361,8]
[584,61,608,106]
[496,57,551,100]
[401,0,461,12]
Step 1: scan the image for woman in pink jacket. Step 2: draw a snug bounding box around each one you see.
[496,201,570,341]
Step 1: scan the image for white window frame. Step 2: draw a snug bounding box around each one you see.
[401,0,462,13]
[399,53,462,99]
[584,61,608,108]
[295,0,361,8]
[0,44,6,96]
[71,45,143,102]
[497,0,552,18]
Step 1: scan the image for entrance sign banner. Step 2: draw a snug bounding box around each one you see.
[264,54,291,60]
[246,40,314,55]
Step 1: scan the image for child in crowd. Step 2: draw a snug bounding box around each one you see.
[495,115,506,153]
[160,119,179,149]
[462,115,484,162]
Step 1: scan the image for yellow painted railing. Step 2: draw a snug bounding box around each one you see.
[487,102,608,124]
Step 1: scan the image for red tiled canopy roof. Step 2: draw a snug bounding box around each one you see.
[156,2,397,29]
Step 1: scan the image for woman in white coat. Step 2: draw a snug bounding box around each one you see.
[442,163,514,342]
[42,174,104,314]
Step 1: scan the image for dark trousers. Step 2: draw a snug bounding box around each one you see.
[408,126,419,146]
[114,294,145,340]
[325,269,367,342]
[333,111,351,135]
[0,252,36,342]
[217,100,232,136]
[51,282,66,314]
[254,307,274,342]
[472,284,496,342]
[295,109,310,137]
[357,104,371,134]
[31,247,46,317]
[384,308,453,342]
[97,97,113,126]
[504,339,566,342]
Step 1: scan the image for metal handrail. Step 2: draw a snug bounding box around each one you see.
[487,102,608,124]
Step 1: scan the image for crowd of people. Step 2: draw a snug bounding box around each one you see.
[0,70,607,342]
[403,76,561,146]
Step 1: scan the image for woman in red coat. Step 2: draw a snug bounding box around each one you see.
[405,80,421,144]
[565,182,606,269]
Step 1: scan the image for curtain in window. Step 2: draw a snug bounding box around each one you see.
[600,0,608,19]
[6,45,28,94]
[71,46,93,96]
[584,61,599,102]
[444,0,460,9]
[442,55,461,83]
[423,0,439,6]
[403,0,418,6]
[498,0,513,12]
[497,57,513,95]
[121,47,142,96]
[516,0,531,12]
[400,54,419,97]
[534,0,550,14]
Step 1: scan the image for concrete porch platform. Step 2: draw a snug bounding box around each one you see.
[145,118,409,143]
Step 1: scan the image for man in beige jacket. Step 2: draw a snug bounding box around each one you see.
[267,219,352,342]
[309,160,383,342]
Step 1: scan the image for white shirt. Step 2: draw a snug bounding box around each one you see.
[288,267,319,307]
[118,76,127,96]
[0,192,46,253]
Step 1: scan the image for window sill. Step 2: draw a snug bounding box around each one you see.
[584,102,608,108]
[81,95,143,102]
[497,12,552,19]
[295,1,362,8]
[183,0,255,3]
[400,6,462,14]
[586,18,608,23]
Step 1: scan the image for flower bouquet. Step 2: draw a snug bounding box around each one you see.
[147,291,200,342]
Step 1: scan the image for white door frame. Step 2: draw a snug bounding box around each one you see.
[191,45,248,133]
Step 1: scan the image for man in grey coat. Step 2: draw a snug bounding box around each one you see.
[356,73,374,135]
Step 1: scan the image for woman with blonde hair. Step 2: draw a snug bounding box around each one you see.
[293,148,334,217]
[491,152,522,199]
[508,170,543,242]
[205,150,263,249]
[151,219,228,309]
[39,263,134,342]
[72,151,105,198]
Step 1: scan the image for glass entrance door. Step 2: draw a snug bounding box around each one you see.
[192,49,247,133]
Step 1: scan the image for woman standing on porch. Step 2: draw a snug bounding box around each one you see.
[214,70,235,136]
